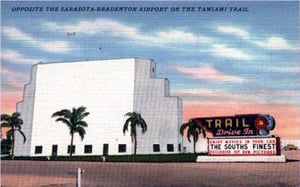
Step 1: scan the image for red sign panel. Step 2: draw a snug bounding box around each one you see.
[192,114,275,137]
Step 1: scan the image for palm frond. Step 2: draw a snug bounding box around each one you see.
[55,117,72,128]
[6,129,13,140]
[140,118,147,133]
[12,112,21,118]
[180,123,189,135]
[14,122,23,130]
[76,106,86,113]
[76,106,89,119]
[16,129,26,143]
[1,114,11,121]
[76,126,86,140]
[124,112,133,117]
[1,122,10,128]
[51,109,71,118]
[77,121,88,127]
[141,126,147,133]
[201,127,206,138]
[78,112,90,121]
[187,127,193,142]
[123,118,131,134]
[70,115,76,126]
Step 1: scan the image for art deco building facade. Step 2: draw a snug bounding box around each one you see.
[14,58,182,156]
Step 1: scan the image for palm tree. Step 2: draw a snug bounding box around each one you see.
[1,112,26,158]
[180,119,206,154]
[123,112,147,155]
[52,106,89,157]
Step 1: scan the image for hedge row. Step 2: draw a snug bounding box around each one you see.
[1,153,206,162]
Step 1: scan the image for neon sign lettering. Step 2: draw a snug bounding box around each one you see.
[192,114,275,137]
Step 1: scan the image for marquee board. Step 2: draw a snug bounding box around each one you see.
[208,136,281,156]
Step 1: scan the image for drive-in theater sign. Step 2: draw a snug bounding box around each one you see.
[191,114,281,156]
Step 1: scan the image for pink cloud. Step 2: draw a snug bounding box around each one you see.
[257,89,300,97]
[1,91,23,113]
[176,65,244,83]
[174,88,300,105]
[174,89,250,103]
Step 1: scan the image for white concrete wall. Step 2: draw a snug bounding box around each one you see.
[14,66,38,156]
[15,58,182,156]
[16,59,137,156]
[133,59,182,154]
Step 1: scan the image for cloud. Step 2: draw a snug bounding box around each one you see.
[256,89,300,98]
[269,67,300,73]
[156,30,211,44]
[173,88,253,103]
[2,50,42,64]
[217,25,250,39]
[44,19,140,38]
[44,19,211,46]
[175,65,245,82]
[2,26,73,53]
[253,37,297,51]
[1,67,28,81]
[156,30,198,43]
[216,25,298,51]
[1,67,29,91]
[211,44,252,60]
[174,87,300,105]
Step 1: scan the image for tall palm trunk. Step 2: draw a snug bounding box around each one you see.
[132,135,137,155]
[70,133,74,157]
[11,127,15,159]
[0,126,2,140]
[135,137,137,155]
[193,137,196,154]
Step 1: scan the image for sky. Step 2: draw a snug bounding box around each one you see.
[1,1,300,139]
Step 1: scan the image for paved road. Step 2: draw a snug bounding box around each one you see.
[2,151,300,187]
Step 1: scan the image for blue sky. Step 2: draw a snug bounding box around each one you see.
[1,1,299,107]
